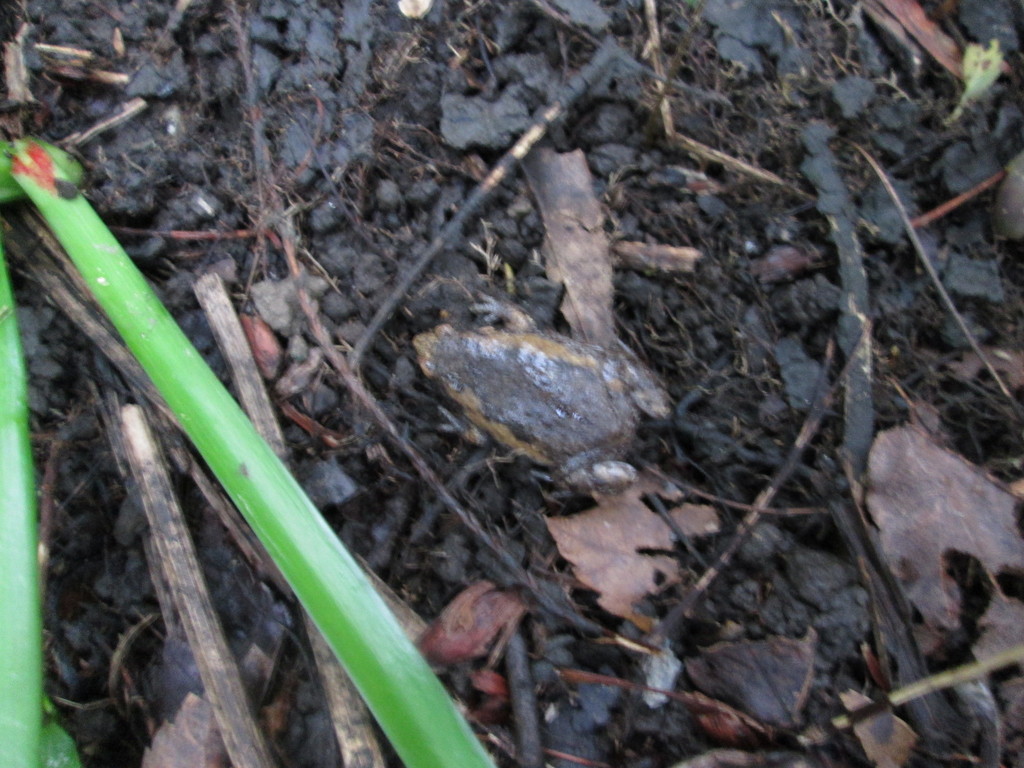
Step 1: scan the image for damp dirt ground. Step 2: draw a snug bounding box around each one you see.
[3,0,1024,766]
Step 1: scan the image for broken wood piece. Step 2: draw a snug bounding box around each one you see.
[522,146,616,347]
[194,273,288,458]
[194,270,387,768]
[308,622,387,768]
[121,404,276,768]
[63,97,148,147]
[6,211,287,592]
[612,240,702,274]
[3,24,33,105]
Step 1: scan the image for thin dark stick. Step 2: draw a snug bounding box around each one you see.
[648,338,840,646]
[506,631,543,768]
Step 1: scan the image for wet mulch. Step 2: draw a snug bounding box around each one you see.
[3,0,1024,766]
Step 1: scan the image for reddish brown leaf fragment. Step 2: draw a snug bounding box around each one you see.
[418,581,526,666]
[240,313,283,379]
[862,642,892,692]
[470,668,509,698]
[677,691,775,748]
[469,670,510,724]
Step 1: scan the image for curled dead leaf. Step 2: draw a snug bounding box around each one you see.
[240,313,282,379]
[418,581,526,666]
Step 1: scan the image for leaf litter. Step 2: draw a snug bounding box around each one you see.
[866,425,1024,654]
[686,633,816,730]
[545,473,720,626]
[839,690,917,768]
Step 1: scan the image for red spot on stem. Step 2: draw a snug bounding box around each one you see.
[11,141,57,194]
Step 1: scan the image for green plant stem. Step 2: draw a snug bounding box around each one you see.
[0,140,83,204]
[0,236,43,768]
[9,138,495,768]
[0,152,23,203]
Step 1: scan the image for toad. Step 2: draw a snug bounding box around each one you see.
[413,307,669,493]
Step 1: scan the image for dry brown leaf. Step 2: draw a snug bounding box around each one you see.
[866,426,1024,635]
[840,690,917,768]
[946,347,1024,391]
[417,581,526,666]
[546,474,719,623]
[468,668,510,724]
[687,632,816,729]
[142,693,227,768]
[975,588,1024,661]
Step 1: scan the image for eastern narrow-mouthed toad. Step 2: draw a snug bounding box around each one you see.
[413,318,669,493]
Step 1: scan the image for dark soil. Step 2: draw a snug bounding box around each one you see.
[4,0,1024,766]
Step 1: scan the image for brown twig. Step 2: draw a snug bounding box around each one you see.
[670,130,811,198]
[909,168,1005,229]
[648,338,839,646]
[505,631,543,768]
[62,98,148,147]
[109,225,260,241]
[120,404,277,768]
[642,0,674,138]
